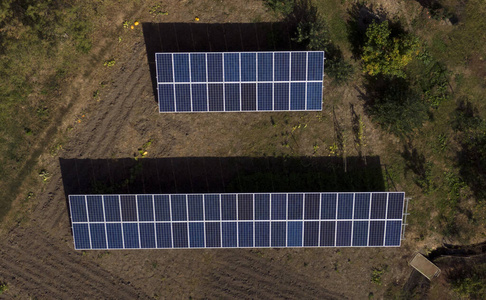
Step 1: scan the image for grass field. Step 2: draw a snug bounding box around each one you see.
[0,0,485,298]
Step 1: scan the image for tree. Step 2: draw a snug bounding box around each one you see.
[361,21,419,78]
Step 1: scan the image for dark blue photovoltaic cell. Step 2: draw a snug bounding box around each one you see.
[173,54,190,82]
[206,222,221,247]
[306,82,322,110]
[173,223,189,248]
[70,196,87,222]
[189,222,205,248]
[320,221,335,246]
[156,223,172,248]
[371,193,387,219]
[154,195,170,221]
[158,84,175,112]
[369,221,385,246]
[104,195,120,222]
[321,193,337,219]
[257,83,272,110]
[337,194,353,219]
[238,194,253,220]
[354,193,370,219]
[287,221,302,246]
[156,53,173,82]
[224,83,240,111]
[123,223,139,249]
[222,222,237,247]
[336,221,352,246]
[304,221,319,246]
[239,222,253,247]
[70,192,404,250]
[192,84,208,112]
[208,84,223,111]
[288,194,304,220]
[187,195,203,221]
[274,52,290,81]
[352,221,368,246]
[207,53,223,82]
[204,195,220,221]
[274,83,289,110]
[271,222,286,247]
[171,195,187,221]
[255,194,270,220]
[137,195,154,222]
[255,222,270,247]
[387,193,404,219]
[385,221,402,246]
[120,195,137,222]
[258,52,273,81]
[271,194,286,220]
[290,82,305,110]
[241,53,256,81]
[87,195,104,222]
[224,53,239,82]
[175,84,191,112]
[190,53,206,82]
[140,223,156,248]
[291,52,306,81]
[241,83,256,111]
[304,194,320,219]
[106,223,123,249]
[73,224,90,249]
[156,51,324,113]
[307,52,324,81]
[221,194,236,220]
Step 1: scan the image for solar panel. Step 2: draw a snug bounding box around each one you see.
[155,51,325,113]
[69,192,404,250]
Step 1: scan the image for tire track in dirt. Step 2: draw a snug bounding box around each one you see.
[200,251,346,299]
[76,46,151,158]
[0,235,149,299]
[0,250,68,299]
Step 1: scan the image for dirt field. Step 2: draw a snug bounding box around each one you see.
[0,1,423,298]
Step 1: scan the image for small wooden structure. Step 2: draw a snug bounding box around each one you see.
[409,253,441,280]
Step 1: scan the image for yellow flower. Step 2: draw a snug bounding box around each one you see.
[130,25,134,29]
[195,17,200,21]
[134,21,139,26]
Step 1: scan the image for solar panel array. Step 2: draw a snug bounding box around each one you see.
[69,192,404,250]
[155,51,324,112]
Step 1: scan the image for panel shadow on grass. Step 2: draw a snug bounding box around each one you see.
[60,156,385,198]
[142,22,298,102]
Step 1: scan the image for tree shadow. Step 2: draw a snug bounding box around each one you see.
[350,103,362,157]
[414,0,458,24]
[346,3,406,60]
[401,142,433,192]
[453,100,486,201]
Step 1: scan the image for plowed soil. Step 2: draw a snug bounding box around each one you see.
[0,1,416,298]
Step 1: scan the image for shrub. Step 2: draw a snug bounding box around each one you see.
[363,76,428,136]
[361,21,420,78]
[264,0,294,16]
[288,0,353,83]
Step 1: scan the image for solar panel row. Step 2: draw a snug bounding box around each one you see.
[69,192,404,250]
[155,52,324,112]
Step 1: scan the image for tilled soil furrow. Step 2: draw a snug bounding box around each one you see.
[0,250,69,299]
[81,51,149,157]
[206,252,343,299]
[3,234,148,299]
